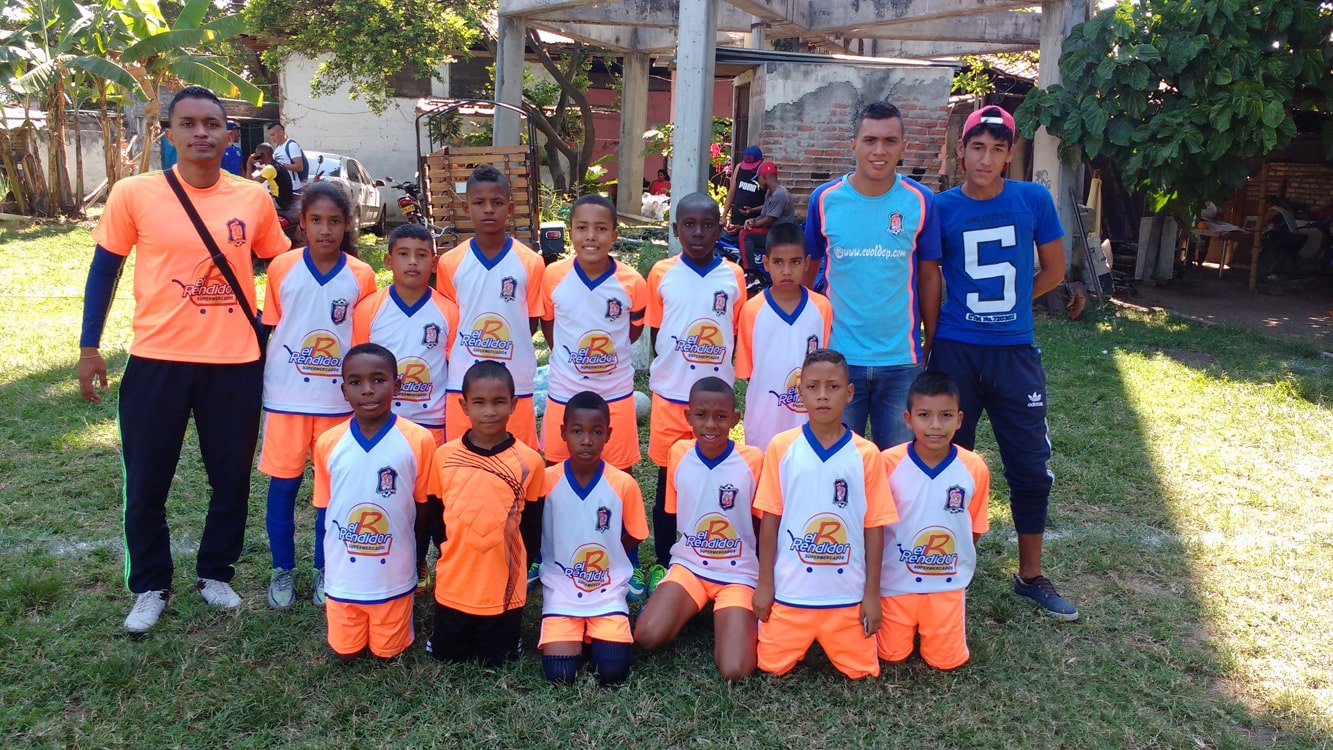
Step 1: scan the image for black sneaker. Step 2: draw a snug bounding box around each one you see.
[1013,574,1079,621]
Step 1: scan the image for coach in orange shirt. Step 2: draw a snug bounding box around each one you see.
[78,86,290,634]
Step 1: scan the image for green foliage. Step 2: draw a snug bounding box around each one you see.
[951,56,995,97]
[244,0,491,114]
[1017,0,1333,215]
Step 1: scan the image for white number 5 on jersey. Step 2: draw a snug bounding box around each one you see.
[963,226,1017,313]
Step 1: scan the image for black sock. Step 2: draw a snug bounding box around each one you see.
[543,654,583,684]
[590,639,631,686]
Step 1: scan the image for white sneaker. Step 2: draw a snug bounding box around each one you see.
[267,568,295,609]
[124,589,169,633]
[311,568,325,607]
[196,578,242,609]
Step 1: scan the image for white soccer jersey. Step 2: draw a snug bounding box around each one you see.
[736,288,834,451]
[262,248,377,415]
[312,415,435,604]
[646,254,745,403]
[436,237,545,395]
[352,287,458,430]
[753,425,896,608]
[539,462,649,618]
[666,440,764,586]
[542,257,647,402]
[881,443,990,596]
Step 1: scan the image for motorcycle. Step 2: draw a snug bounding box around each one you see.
[387,179,426,227]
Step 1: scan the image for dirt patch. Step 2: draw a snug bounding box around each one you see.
[1159,348,1217,368]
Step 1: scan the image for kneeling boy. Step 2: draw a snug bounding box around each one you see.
[878,371,989,670]
[539,391,649,685]
[313,343,438,661]
[634,377,764,681]
[753,349,896,679]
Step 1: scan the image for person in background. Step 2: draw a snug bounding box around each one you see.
[221,121,243,176]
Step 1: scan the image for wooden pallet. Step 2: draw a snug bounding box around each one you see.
[421,145,541,251]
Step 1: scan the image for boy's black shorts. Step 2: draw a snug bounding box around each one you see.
[427,604,523,668]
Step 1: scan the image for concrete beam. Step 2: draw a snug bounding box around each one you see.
[527,0,759,33]
[617,53,650,220]
[669,0,718,249]
[531,21,744,53]
[726,0,808,27]
[870,40,1037,58]
[494,15,526,146]
[500,0,608,17]
[807,0,1035,33]
[846,11,1041,43]
[1031,0,1091,271]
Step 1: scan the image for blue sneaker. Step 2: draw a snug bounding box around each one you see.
[627,568,647,602]
[527,562,540,591]
[1013,574,1079,621]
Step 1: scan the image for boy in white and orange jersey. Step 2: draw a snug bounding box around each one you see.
[735,222,833,452]
[879,370,989,670]
[753,348,896,679]
[352,222,459,589]
[312,344,437,662]
[645,193,745,594]
[634,377,764,681]
[435,164,545,449]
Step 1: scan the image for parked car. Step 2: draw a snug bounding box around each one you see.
[305,150,389,235]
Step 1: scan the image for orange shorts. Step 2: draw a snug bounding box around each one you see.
[542,395,641,469]
[647,394,692,466]
[423,425,444,448]
[876,589,969,670]
[538,614,632,648]
[758,602,879,679]
[325,593,415,658]
[444,392,538,450]
[259,413,345,478]
[661,564,754,612]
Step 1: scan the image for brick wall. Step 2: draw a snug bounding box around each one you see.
[1241,161,1333,213]
[751,61,954,217]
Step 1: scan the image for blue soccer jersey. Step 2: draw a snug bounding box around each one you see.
[805,174,941,367]
[934,180,1064,346]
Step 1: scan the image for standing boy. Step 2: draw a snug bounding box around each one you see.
[928,105,1077,620]
[645,193,746,595]
[313,344,437,662]
[436,164,545,449]
[878,371,989,670]
[752,349,896,679]
[735,222,833,452]
[539,391,649,685]
[634,377,763,681]
[804,101,942,449]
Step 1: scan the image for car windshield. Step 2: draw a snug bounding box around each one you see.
[308,153,341,178]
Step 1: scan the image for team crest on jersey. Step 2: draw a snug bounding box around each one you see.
[788,513,851,565]
[605,298,624,322]
[226,218,247,246]
[806,335,819,354]
[376,466,398,497]
[499,276,518,302]
[671,319,727,365]
[461,314,515,360]
[718,484,738,511]
[833,478,848,508]
[331,502,394,558]
[711,290,729,316]
[564,329,617,375]
[284,329,342,376]
[397,357,433,402]
[684,513,742,559]
[595,506,612,533]
[945,485,965,514]
[171,259,237,307]
[768,368,805,413]
[330,298,349,325]
[422,323,441,349]
[560,543,611,592]
[897,526,959,576]
[888,211,904,235]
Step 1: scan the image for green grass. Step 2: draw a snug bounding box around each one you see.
[2,220,1331,748]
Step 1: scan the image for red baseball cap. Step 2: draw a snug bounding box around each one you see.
[963,105,1016,139]
[757,161,778,175]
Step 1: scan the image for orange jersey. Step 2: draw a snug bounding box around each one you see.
[352,286,460,429]
[91,167,290,363]
[428,436,544,615]
[735,288,834,451]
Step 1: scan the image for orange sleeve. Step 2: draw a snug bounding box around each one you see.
[540,260,570,322]
[428,443,452,498]
[753,431,794,516]
[434,244,466,302]
[617,264,649,319]
[645,259,668,328]
[410,425,435,504]
[521,445,544,502]
[738,444,766,518]
[961,449,991,535]
[434,294,461,357]
[729,262,746,333]
[812,292,834,344]
[543,463,564,497]
[352,258,378,301]
[613,470,649,541]
[734,295,761,379]
[861,441,897,528]
[261,251,297,326]
[351,288,385,346]
[521,243,546,320]
[90,178,137,255]
[663,440,691,514]
[311,423,347,509]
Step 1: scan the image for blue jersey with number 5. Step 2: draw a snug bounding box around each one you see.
[935,180,1063,346]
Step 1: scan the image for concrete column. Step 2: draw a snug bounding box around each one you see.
[1031,0,1089,271]
[669,0,718,206]
[494,15,526,147]
[617,52,650,220]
